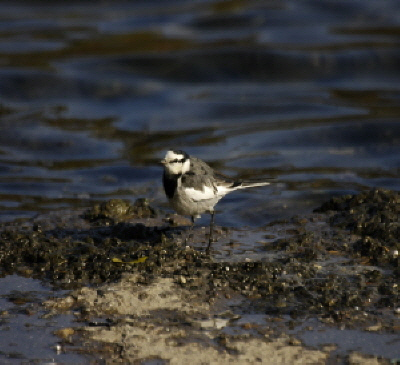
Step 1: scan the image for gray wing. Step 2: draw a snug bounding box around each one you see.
[181,157,237,191]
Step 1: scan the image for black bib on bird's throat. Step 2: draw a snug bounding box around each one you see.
[163,173,179,199]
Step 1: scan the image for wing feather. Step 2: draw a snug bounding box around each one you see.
[181,185,217,202]
[180,156,271,202]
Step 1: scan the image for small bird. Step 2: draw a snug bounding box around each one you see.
[161,149,271,251]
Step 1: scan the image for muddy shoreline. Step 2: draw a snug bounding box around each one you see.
[0,189,399,364]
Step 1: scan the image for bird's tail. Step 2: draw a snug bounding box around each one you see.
[234,179,272,190]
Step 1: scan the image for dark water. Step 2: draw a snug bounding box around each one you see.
[0,0,399,227]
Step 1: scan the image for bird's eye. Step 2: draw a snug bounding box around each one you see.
[170,158,186,163]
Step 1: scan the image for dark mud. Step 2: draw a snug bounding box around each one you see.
[0,189,399,364]
[316,189,400,269]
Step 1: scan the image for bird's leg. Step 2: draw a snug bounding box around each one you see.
[206,211,215,253]
[184,216,196,246]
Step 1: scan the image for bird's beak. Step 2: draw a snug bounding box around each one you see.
[160,159,166,165]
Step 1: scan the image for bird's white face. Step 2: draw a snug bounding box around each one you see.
[161,150,191,175]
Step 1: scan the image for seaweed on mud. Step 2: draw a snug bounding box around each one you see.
[0,199,164,288]
[83,198,158,224]
[316,188,400,267]
[0,190,399,321]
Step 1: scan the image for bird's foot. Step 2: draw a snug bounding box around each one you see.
[205,237,214,254]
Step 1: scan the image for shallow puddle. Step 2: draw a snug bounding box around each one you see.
[0,275,87,364]
[297,320,400,360]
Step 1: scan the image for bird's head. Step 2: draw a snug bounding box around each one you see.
[161,149,191,175]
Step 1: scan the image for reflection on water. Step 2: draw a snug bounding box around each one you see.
[0,0,399,226]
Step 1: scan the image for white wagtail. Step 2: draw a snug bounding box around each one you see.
[161,149,271,251]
